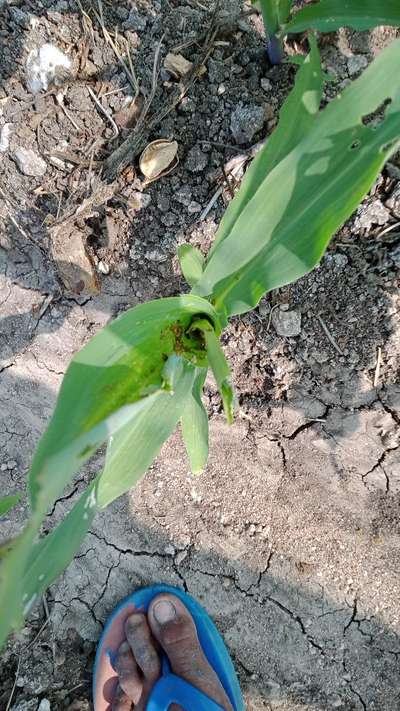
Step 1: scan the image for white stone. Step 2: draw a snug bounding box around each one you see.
[0,123,12,152]
[26,43,71,93]
[15,147,47,177]
[272,307,301,337]
[260,77,272,92]
[98,261,110,275]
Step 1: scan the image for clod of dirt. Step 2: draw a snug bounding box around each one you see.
[347,54,368,76]
[354,199,391,232]
[26,44,71,93]
[185,144,208,173]
[14,147,47,177]
[164,52,193,79]
[272,306,302,337]
[385,184,400,218]
[50,223,99,294]
[139,139,179,182]
[122,8,147,31]
[10,701,37,711]
[230,103,265,145]
[37,700,50,711]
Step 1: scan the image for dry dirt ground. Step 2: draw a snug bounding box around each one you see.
[1,1,400,710]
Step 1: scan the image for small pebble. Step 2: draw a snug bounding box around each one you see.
[187,200,202,214]
[230,103,265,145]
[272,306,302,337]
[15,147,47,177]
[164,544,176,556]
[38,700,51,711]
[97,261,110,275]
[347,54,368,76]
[260,77,272,92]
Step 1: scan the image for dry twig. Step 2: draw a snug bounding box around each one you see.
[316,314,343,355]
[374,346,383,387]
[87,86,119,137]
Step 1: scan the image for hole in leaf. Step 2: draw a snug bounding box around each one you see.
[362,98,392,128]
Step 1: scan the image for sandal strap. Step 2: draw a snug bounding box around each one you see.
[146,672,228,711]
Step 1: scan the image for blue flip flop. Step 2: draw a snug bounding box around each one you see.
[93,584,244,710]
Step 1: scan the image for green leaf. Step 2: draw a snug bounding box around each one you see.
[22,483,98,614]
[193,39,400,317]
[0,493,22,518]
[284,0,400,34]
[28,295,219,517]
[277,0,294,25]
[0,484,98,649]
[208,36,322,258]
[190,320,234,424]
[178,244,205,287]
[181,368,209,474]
[97,356,195,507]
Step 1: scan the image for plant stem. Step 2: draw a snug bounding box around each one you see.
[258,0,284,64]
[266,32,285,64]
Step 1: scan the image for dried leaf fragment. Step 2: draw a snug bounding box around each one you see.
[164,53,193,79]
[139,139,178,182]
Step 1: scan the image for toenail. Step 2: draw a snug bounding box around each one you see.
[119,641,130,653]
[153,599,176,625]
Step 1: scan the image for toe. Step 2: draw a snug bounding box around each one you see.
[125,613,161,686]
[148,594,233,711]
[111,682,132,711]
[115,640,142,705]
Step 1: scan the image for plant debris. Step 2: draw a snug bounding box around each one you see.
[139,139,179,183]
[163,52,193,79]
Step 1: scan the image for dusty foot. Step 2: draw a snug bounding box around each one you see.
[111,593,234,711]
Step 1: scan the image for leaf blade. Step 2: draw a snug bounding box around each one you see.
[190,320,234,424]
[0,484,98,649]
[0,493,22,518]
[181,368,209,474]
[28,295,218,516]
[207,36,323,257]
[194,40,400,316]
[285,0,400,34]
[178,244,205,287]
[96,357,195,508]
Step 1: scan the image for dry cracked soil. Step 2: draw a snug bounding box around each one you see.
[0,1,400,710]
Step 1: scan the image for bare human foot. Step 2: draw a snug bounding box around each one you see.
[111,593,234,711]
